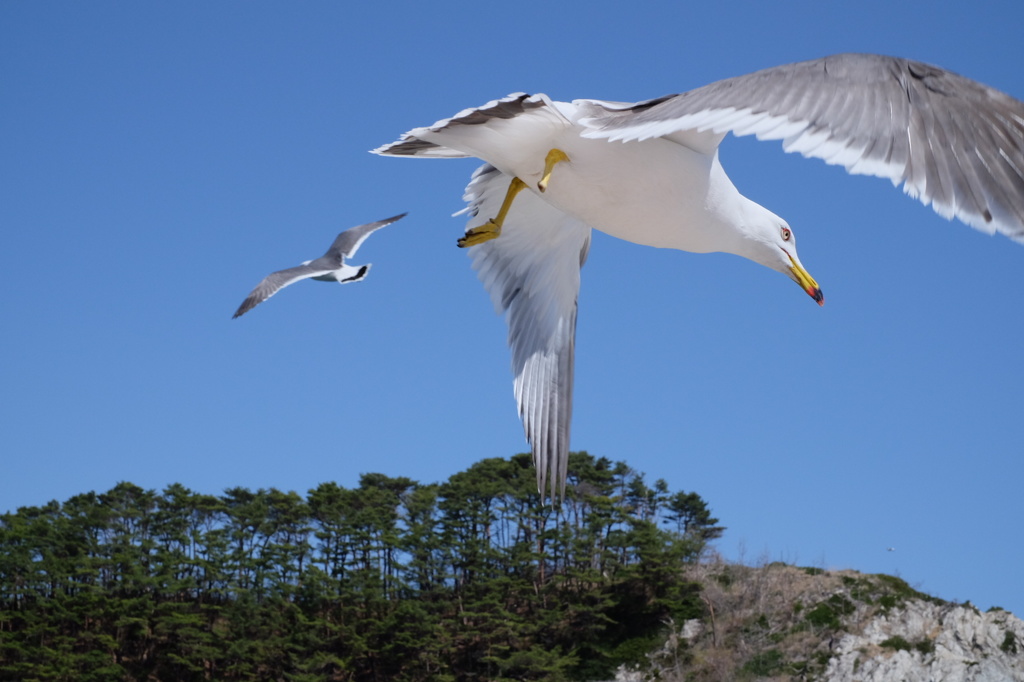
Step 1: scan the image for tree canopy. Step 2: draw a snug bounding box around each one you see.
[0,452,722,681]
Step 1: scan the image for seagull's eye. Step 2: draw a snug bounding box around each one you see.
[780,226,792,242]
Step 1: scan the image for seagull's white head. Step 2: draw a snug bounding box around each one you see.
[734,206,824,306]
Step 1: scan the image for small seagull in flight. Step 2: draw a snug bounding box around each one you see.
[232,213,406,319]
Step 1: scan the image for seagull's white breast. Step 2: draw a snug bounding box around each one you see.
[530,134,743,254]
[413,99,750,256]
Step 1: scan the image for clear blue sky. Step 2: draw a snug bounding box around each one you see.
[3,2,1022,616]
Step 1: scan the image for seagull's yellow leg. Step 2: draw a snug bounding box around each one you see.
[457,177,528,248]
[537,148,570,193]
[456,149,570,248]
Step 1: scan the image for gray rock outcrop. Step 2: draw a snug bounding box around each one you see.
[827,601,1024,682]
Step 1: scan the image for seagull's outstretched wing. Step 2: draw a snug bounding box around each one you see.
[582,53,1024,240]
[232,264,337,319]
[326,213,407,260]
[462,164,592,500]
[372,94,552,158]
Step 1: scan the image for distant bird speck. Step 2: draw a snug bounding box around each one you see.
[232,213,406,319]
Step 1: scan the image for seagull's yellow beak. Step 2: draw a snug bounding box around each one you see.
[788,256,824,306]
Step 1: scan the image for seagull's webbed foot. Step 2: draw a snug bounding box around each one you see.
[457,218,503,247]
[457,176,528,248]
[538,148,570,193]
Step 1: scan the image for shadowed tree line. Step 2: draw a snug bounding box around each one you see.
[0,452,723,681]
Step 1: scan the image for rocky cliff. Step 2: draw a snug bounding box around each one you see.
[614,559,1024,681]
[826,601,1023,682]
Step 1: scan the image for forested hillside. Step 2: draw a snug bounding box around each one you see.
[0,452,723,681]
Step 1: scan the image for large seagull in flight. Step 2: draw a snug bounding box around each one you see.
[374,53,1024,499]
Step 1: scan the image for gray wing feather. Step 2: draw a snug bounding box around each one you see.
[326,213,407,260]
[582,53,1024,240]
[371,94,550,158]
[232,264,332,318]
[463,164,592,500]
